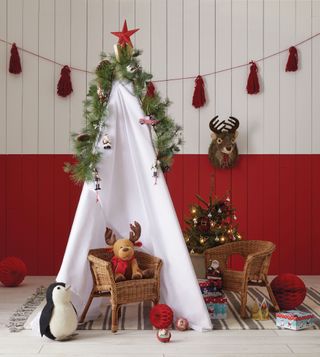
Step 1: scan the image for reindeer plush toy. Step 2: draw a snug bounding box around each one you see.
[105,221,153,282]
[208,116,240,169]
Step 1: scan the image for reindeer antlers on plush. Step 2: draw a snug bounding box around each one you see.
[105,227,117,246]
[129,221,141,243]
[224,116,239,133]
[209,115,239,133]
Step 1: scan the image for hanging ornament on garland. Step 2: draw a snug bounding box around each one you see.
[146,81,156,97]
[93,168,101,191]
[102,134,112,149]
[57,65,73,97]
[76,133,90,142]
[9,43,22,74]
[192,75,206,108]
[151,159,161,185]
[139,115,159,126]
[286,46,298,72]
[247,61,260,94]
[97,84,107,103]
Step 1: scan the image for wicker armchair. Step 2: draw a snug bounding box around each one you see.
[79,249,162,332]
[205,240,280,318]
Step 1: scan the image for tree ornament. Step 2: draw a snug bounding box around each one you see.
[198,216,210,232]
[111,20,139,48]
[93,169,101,191]
[151,159,161,185]
[286,46,298,72]
[97,85,106,103]
[102,134,112,149]
[57,65,73,97]
[150,304,173,329]
[126,64,138,73]
[9,43,22,74]
[226,196,231,202]
[96,59,110,72]
[193,218,198,226]
[0,257,27,287]
[139,115,160,126]
[157,329,171,343]
[192,75,206,108]
[146,81,156,97]
[76,133,90,142]
[246,61,260,94]
[175,317,189,331]
[208,212,212,218]
[215,236,220,242]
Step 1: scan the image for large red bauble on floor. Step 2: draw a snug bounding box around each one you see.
[150,304,173,329]
[271,273,306,310]
[0,257,27,287]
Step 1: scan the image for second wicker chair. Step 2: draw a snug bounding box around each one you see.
[205,240,280,318]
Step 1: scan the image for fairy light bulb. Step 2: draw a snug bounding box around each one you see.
[237,233,242,240]
[191,207,197,215]
[220,236,226,243]
[227,228,232,234]
[200,237,205,245]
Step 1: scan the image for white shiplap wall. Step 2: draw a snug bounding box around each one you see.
[0,0,319,155]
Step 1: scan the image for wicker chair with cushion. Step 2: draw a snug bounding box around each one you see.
[79,249,162,332]
[204,240,280,318]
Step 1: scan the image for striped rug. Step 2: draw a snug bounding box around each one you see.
[78,287,320,330]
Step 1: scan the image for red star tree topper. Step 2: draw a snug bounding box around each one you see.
[111,20,139,48]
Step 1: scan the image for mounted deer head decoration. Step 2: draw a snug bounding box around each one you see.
[208,116,240,169]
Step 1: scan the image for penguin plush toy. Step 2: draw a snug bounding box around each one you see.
[40,282,78,341]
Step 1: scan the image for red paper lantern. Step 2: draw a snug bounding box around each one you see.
[271,274,306,310]
[150,304,173,329]
[0,257,27,287]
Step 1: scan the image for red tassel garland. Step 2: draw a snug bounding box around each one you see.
[9,43,22,74]
[57,65,73,97]
[246,61,260,94]
[146,81,156,97]
[286,46,298,72]
[192,75,206,108]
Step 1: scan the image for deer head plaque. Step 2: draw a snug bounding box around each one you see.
[208,116,240,169]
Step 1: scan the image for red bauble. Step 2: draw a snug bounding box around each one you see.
[150,304,173,329]
[175,317,189,331]
[0,257,27,287]
[271,274,306,310]
[198,216,210,232]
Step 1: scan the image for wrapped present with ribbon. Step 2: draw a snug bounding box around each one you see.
[276,310,315,330]
[205,296,227,320]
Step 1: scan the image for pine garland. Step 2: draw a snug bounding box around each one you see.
[64,45,182,183]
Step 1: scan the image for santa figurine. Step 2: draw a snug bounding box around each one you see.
[206,259,223,292]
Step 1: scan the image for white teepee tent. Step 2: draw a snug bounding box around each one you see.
[56,80,212,331]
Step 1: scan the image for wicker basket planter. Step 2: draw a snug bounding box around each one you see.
[190,253,206,279]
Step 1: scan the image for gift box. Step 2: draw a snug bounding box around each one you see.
[198,279,223,297]
[276,310,315,330]
[205,296,227,320]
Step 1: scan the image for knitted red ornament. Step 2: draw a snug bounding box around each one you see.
[192,75,206,108]
[146,81,156,97]
[57,65,73,97]
[286,46,298,72]
[271,273,306,310]
[9,43,22,74]
[150,304,173,329]
[246,61,260,94]
[0,257,27,287]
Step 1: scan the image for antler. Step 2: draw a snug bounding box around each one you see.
[209,116,226,133]
[129,221,141,243]
[105,227,117,246]
[224,116,239,133]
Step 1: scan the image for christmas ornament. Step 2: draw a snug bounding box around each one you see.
[146,81,156,97]
[208,212,212,218]
[198,216,210,232]
[192,75,206,108]
[57,65,73,97]
[111,20,139,48]
[76,133,90,142]
[139,116,159,126]
[9,43,22,74]
[93,169,101,191]
[271,274,306,310]
[97,85,106,103]
[208,116,239,169]
[157,329,171,343]
[286,46,298,72]
[246,61,260,94]
[150,304,173,329]
[126,64,139,73]
[0,257,27,287]
[96,59,110,72]
[151,159,161,185]
[175,317,189,331]
[102,134,112,149]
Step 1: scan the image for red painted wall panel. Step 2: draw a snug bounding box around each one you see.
[0,154,320,275]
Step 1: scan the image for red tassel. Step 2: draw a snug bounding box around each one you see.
[146,81,156,97]
[286,46,298,72]
[246,61,260,95]
[9,43,22,74]
[192,75,206,108]
[57,65,73,97]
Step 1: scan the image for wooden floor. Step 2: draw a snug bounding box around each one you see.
[0,276,320,356]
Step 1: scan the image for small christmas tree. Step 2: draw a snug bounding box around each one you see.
[185,188,242,254]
